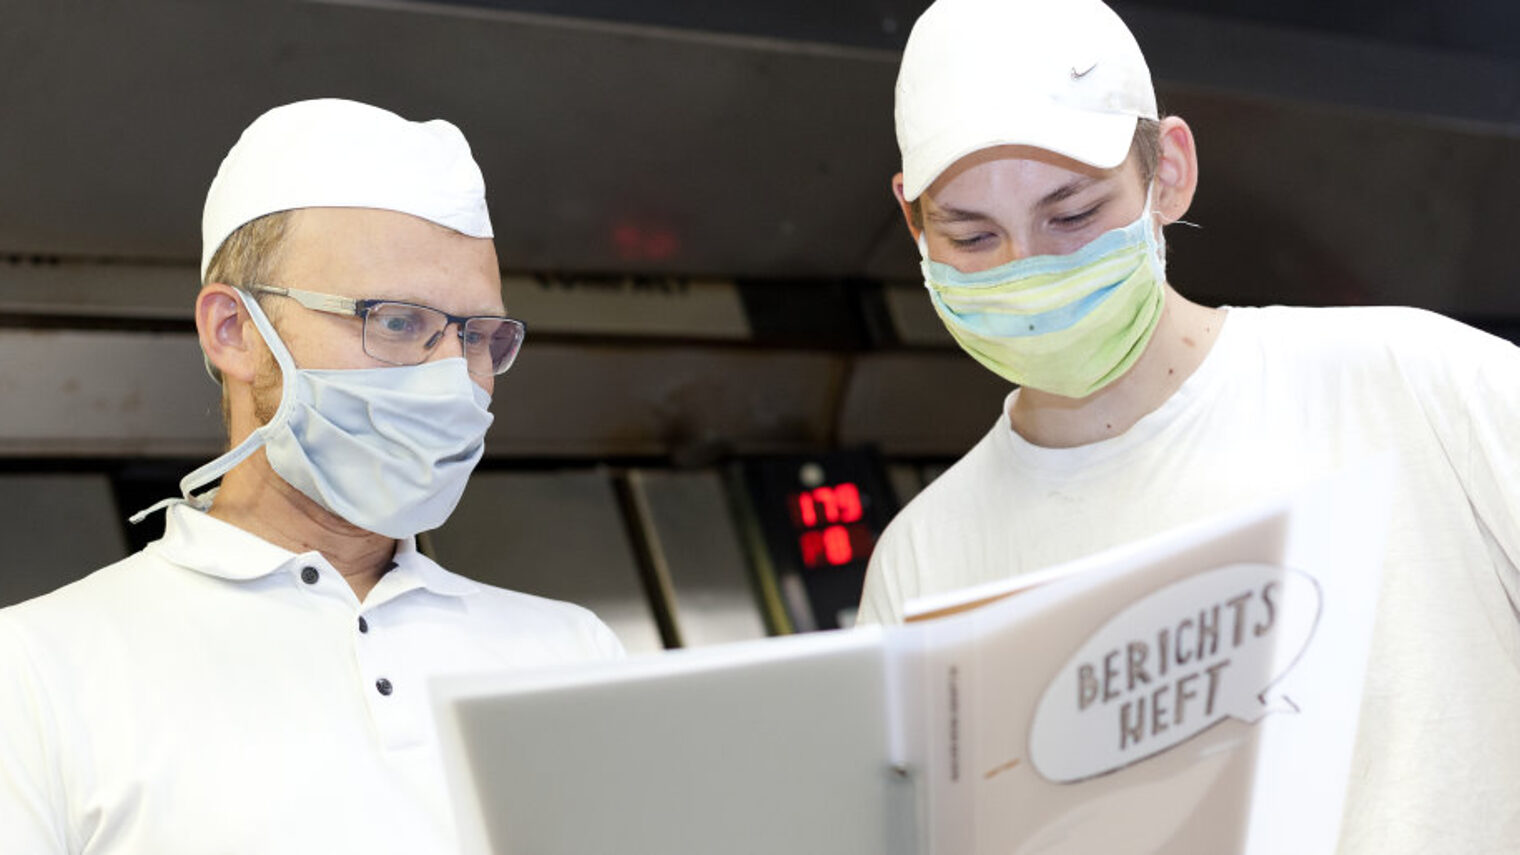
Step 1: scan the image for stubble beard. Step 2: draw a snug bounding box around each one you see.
[251,345,283,426]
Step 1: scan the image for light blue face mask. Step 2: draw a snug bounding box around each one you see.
[132,293,494,538]
[920,189,1168,399]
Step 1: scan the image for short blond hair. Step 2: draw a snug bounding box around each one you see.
[203,211,293,290]
[201,211,293,429]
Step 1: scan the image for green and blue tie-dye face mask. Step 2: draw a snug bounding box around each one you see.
[920,190,1166,399]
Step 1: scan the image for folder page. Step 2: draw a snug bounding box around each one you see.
[434,628,915,855]
[893,458,1392,855]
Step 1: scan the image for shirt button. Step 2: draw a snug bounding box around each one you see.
[358,616,369,634]
[376,678,393,696]
[300,566,319,585]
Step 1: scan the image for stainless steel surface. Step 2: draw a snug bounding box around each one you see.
[430,469,665,653]
[502,276,750,340]
[490,342,847,457]
[0,330,223,457]
[0,261,751,341]
[885,463,925,509]
[883,281,954,348]
[627,469,768,646]
[922,461,951,486]
[1144,87,1520,316]
[0,325,1025,460]
[0,329,862,458]
[0,474,128,608]
[0,261,195,320]
[836,351,1011,456]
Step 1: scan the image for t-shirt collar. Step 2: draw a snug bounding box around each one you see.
[997,307,1239,473]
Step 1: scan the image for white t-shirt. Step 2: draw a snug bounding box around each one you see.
[0,502,625,855]
[859,306,1520,854]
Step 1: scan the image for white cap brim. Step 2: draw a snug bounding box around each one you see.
[901,102,1140,201]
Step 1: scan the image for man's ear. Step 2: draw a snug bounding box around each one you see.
[196,284,261,385]
[891,173,923,242]
[1154,116,1198,224]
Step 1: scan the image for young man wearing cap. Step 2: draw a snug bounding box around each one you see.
[0,99,623,854]
[858,0,1519,851]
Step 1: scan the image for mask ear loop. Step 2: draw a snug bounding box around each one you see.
[1143,180,1204,282]
[129,292,297,524]
[1141,183,1169,281]
[1149,181,1204,232]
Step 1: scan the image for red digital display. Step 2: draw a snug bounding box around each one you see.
[789,482,872,568]
[790,482,863,527]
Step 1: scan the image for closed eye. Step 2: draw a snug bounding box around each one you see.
[948,233,994,248]
[1052,206,1099,228]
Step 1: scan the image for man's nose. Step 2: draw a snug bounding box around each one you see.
[423,322,467,361]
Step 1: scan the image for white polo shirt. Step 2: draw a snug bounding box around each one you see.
[0,503,625,855]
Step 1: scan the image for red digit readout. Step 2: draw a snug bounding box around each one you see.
[798,524,873,568]
[835,483,862,523]
[791,481,869,568]
[791,482,862,528]
[796,493,817,527]
[799,527,853,566]
[823,525,852,564]
[799,529,826,566]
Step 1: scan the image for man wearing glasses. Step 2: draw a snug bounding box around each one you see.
[0,99,623,854]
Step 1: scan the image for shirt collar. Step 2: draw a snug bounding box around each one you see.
[386,536,480,598]
[149,502,481,599]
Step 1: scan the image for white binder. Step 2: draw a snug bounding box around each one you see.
[434,459,1392,855]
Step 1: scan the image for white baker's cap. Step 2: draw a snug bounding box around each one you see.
[895,0,1158,201]
[200,98,493,281]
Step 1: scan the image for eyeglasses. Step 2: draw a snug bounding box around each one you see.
[245,284,526,376]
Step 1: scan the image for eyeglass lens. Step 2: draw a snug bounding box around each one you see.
[363,302,524,375]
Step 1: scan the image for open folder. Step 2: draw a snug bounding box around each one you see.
[432,459,1392,855]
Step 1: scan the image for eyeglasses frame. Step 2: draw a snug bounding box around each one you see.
[243,284,526,375]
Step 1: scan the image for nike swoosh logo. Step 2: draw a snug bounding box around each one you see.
[1071,63,1098,79]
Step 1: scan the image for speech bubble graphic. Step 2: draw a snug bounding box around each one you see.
[1028,563,1321,783]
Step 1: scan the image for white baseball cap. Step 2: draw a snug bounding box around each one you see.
[895,0,1158,201]
[200,98,493,281]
